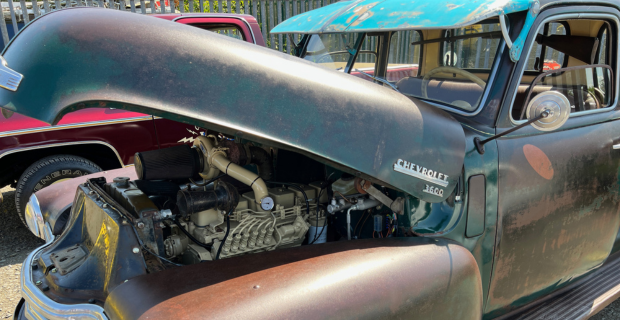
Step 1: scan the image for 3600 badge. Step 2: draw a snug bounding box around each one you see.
[423,184,443,197]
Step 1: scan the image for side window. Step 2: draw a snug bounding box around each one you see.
[192,24,245,41]
[596,24,610,65]
[513,19,616,120]
[303,33,368,71]
[524,22,568,71]
[441,23,501,69]
[385,31,422,83]
[349,35,379,81]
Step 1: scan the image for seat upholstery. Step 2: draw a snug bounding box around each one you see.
[396,77,484,107]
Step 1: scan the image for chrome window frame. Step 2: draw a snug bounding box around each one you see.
[509,13,620,125]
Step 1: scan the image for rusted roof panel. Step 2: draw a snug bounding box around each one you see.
[271,0,533,34]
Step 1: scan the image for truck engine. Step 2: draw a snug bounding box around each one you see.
[24,132,452,310]
[86,134,401,268]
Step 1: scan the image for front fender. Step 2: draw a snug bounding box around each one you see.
[105,237,482,320]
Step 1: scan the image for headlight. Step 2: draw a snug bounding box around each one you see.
[25,194,44,239]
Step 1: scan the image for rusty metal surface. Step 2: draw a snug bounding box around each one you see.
[485,123,620,316]
[34,167,137,234]
[104,237,483,320]
[270,0,533,34]
[33,184,147,305]
[0,8,465,203]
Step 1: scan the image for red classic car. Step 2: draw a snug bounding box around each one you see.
[0,13,264,224]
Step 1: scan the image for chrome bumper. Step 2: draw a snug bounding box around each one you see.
[24,194,54,242]
[20,242,108,320]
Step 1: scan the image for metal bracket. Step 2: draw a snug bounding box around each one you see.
[508,0,540,62]
[499,12,513,49]
[359,180,404,215]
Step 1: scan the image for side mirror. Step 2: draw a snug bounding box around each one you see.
[476,64,612,154]
[525,91,570,131]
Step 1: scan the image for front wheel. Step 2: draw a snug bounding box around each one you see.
[15,155,102,227]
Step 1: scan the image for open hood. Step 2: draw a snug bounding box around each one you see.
[0,8,465,202]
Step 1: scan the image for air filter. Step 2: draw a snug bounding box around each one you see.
[134,145,201,180]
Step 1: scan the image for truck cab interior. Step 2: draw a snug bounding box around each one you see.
[296,16,614,119]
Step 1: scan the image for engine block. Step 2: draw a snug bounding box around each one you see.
[164,186,316,262]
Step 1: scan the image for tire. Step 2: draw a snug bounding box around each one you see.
[15,155,102,227]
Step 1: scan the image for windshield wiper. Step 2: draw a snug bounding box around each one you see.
[354,69,399,92]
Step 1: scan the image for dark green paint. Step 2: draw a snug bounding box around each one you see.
[7,1,620,319]
[0,8,465,204]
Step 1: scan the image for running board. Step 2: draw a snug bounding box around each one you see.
[504,254,620,320]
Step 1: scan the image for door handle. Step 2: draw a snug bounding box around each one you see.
[613,143,620,150]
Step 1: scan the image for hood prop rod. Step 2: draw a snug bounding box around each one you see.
[475,110,549,154]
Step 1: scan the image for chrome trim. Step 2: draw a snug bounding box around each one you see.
[172,15,257,44]
[0,55,23,92]
[613,143,620,150]
[20,245,109,320]
[509,13,620,125]
[0,140,125,167]
[0,115,153,138]
[499,13,513,49]
[24,194,44,240]
[42,222,54,244]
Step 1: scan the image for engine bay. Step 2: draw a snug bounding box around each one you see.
[28,132,465,308]
[90,134,408,268]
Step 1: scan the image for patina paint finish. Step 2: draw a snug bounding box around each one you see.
[270,0,533,34]
[104,238,483,320]
[485,4,620,316]
[0,8,465,203]
[439,125,501,310]
[485,125,620,316]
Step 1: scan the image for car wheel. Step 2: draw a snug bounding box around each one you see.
[15,155,102,227]
[14,299,26,320]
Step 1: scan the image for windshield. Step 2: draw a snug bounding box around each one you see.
[300,22,503,112]
[302,33,369,71]
[394,22,502,112]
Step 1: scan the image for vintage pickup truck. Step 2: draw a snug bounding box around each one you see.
[0,12,264,224]
[5,0,620,319]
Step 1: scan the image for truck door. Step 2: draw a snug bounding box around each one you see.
[486,8,620,315]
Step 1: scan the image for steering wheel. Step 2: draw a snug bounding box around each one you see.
[582,89,601,110]
[592,87,606,108]
[421,66,487,100]
[316,53,336,64]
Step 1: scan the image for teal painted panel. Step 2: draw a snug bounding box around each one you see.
[272,0,533,34]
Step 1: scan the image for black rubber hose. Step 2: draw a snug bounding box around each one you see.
[248,146,273,181]
[189,173,226,187]
[309,186,326,244]
[170,218,212,250]
[215,208,233,260]
[177,181,239,216]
